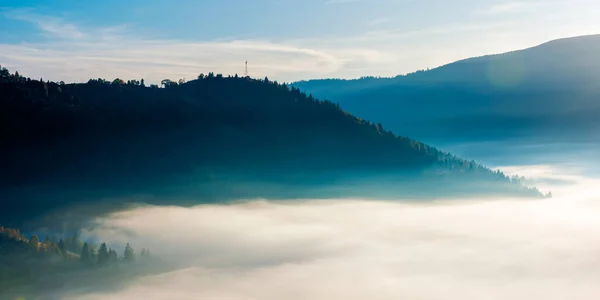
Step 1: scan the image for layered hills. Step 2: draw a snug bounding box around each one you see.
[293,35,600,143]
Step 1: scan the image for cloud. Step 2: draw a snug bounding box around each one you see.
[0,10,402,84]
[4,9,87,40]
[0,38,352,84]
[0,10,384,83]
[3,5,599,84]
[0,14,512,84]
[496,164,599,198]
[63,183,600,300]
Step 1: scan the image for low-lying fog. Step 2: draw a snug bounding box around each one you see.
[63,163,600,300]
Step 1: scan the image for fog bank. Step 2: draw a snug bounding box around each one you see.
[68,175,600,300]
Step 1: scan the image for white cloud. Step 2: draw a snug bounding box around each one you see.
[0,39,352,84]
[65,178,600,300]
[4,9,87,40]
[0,10,377,83]
[497,164,599,198]
[0,17,508,84]
[2,3,600,83]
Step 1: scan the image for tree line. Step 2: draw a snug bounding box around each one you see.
[0,224,156,297]
[0,226,150,266]
[0,64,547,226]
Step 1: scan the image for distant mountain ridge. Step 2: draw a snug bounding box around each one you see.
[0,68,544,225]
[292,34,600,143]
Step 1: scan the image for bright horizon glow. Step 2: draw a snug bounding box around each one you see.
[1,0,600,84]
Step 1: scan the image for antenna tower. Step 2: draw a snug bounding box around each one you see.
[244,61,248,77]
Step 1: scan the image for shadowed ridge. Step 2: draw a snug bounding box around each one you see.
[0,68,545,226]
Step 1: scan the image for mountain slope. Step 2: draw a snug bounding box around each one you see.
[292,34,600,143]
[0,69,543,225]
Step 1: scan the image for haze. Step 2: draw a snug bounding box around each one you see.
[1,1,600,299]
[67,165,600,300]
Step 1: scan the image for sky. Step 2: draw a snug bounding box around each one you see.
[0,0,599,83]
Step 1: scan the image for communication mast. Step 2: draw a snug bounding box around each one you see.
[244,61,248,78]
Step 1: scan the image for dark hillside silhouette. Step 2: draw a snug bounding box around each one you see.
[292,35,600,143]
[0,67,544,225]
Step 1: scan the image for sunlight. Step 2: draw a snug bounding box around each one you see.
[2,1,600,299]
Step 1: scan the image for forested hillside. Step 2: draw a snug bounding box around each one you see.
[0,226,153,299]
[0,67,544,225]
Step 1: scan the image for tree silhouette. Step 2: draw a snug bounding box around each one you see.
[161,79,178,88]
[97,242,109,266]
[109,249,118,263]
[0,66,9,78]
[112,78,124,86]
[124,243,135,262]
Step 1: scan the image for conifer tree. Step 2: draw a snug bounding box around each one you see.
[124,243,135,262]
[109,249,118,263]
[97,243,109,265]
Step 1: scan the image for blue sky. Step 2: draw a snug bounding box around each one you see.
[0,0,599,83]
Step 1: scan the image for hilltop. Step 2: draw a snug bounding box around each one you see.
[0,68,543,225]
[292,34,600,143]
